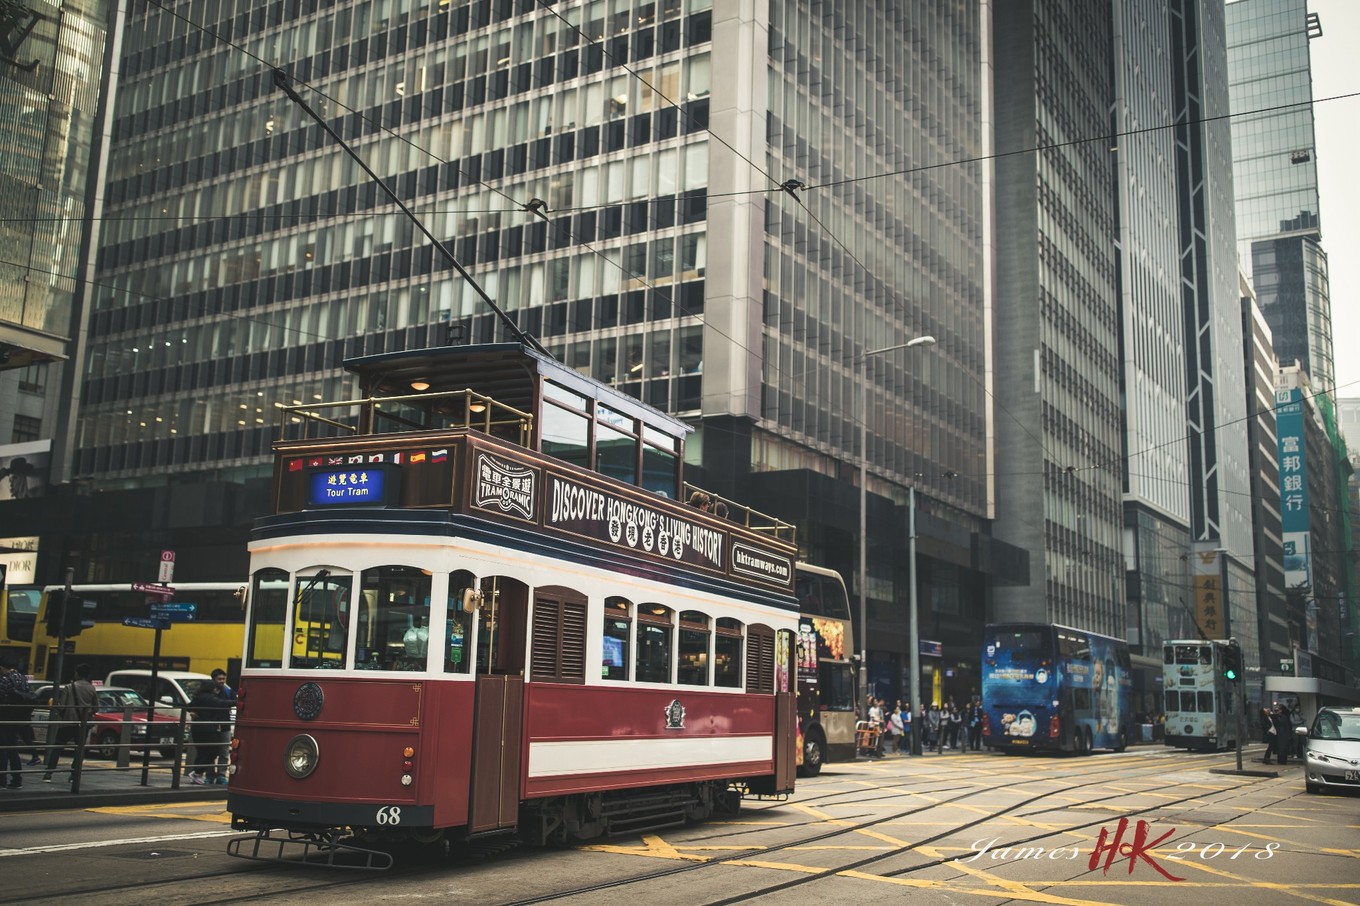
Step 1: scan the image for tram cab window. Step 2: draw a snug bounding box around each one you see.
[1165,691,1178,713]
[246,568,290,668]
[677,610,709,686]
[357,566,432,671]
[1198,692,1213,713]
[445,570,476,674]
[602,597,631,681]
[635,604,673,683]
[289,569,353,669]
[714,617,742,688]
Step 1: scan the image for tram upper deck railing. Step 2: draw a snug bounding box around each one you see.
[277,389,534,447]
[270,390,796,555]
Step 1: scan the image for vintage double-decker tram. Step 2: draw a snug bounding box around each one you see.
[226,342,799,865]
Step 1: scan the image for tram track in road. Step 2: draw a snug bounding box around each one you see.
[500,748,1265,905]
[0,749,1285,906]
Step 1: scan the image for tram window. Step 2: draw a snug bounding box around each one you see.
[1165,691,1178,713]
[289,569,353,669]
[357,566,433,671]
[635,604,673,683]
[1072,687,1091,711]
[641,426,678,497]
[531,586,588,683]
[445,571,476,674]
[246,568,290,668]
[1198,692,1213,713]
[677,610,709,686]
[745,624,775,694]
[542,402,590,470]
[596,408,638,484]
[1179,692,1197,712]
[602,597,631,681]
[714,617,742,688]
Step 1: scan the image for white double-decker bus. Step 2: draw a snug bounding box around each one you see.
[1162,640,1239,752]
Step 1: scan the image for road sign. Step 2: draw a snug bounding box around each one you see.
[131,582,175,596]
[150,602,196,621]
[122,616,172,630]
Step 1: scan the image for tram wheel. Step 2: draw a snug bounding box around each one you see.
[1113,730,1127,753]
[1083,728,1094,755]
[799,730,825,778]
[1071,728,1084,756]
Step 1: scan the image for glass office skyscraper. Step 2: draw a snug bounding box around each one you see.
[58,0,999,700]
[991,0,1125,637]
[1227,0,1334,392]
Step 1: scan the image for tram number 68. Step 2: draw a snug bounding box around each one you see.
[375,806,403,825]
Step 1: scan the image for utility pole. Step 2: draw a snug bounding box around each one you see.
[50,566,73,686]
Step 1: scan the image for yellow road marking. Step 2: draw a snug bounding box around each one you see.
[87,804,231,824]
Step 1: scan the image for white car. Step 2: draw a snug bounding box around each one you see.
[1297,706,1360,794]
[104,669,216,723]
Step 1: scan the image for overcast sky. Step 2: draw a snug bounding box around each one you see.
[1306,0,1359,397]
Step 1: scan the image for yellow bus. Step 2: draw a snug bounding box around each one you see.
[795,563,857,775]
[1,584,41,672]
[30,583,249,681]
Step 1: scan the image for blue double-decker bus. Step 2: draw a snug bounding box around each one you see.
[981,622,1132,755]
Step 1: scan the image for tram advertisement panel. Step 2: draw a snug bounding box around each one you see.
[469,448,793,594]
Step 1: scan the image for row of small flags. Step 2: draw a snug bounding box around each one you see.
[288,449,449,471]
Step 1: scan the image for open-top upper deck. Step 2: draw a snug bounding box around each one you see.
[264,343,797,596]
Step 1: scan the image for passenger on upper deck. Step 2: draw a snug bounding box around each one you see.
[688,491,712,512]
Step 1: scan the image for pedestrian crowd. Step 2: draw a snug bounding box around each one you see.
[0,657,236,789]
[860,694,985,757]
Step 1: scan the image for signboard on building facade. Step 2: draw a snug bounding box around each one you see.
[1192,547,1225,638]
[1275,387,1311,589]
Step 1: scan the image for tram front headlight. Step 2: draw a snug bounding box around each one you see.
[284,734,320,779]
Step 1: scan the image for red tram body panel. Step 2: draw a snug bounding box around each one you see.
[226,344,800,862]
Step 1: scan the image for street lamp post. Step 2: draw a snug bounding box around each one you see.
[858,335,935,747]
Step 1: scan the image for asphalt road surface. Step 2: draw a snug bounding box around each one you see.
[0,744,1353,906]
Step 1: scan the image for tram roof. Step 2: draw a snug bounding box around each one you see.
[343,342,694,442]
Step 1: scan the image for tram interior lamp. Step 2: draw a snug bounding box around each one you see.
[410,379,430,391]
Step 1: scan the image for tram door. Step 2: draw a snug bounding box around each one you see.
[470,577,527,833]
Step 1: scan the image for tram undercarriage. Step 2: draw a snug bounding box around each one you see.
[228,779,766,868]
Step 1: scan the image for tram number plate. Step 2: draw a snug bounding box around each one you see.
[1344,770,1360,783]
[375,806,403,825]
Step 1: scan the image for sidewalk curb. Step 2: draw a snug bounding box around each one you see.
[1,787,227,813]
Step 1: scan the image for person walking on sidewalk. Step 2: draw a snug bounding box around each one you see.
[0,657,35,788]
[43,664,97,781]
[187,673,235,784]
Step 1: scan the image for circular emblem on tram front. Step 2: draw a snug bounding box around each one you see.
[294,682,325,721]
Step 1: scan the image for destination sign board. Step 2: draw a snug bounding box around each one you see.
[123,616,172,630]
[149,602,196,621]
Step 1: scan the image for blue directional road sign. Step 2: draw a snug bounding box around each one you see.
[123,616,172,630]
[149,602,196,622]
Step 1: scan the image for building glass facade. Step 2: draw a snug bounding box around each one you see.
[1226,0,1334,392]
[56,0,998,714]
[991,0,1125,637]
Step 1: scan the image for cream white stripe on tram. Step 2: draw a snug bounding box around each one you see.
[528,735,772,778]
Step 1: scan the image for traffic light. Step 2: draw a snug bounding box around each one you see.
[64,597,93,637]
[43,590,93,637]
[44,589,66,636]
[1222,643,1241,682]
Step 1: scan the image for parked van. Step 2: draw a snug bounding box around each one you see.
[104,669,215,724]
